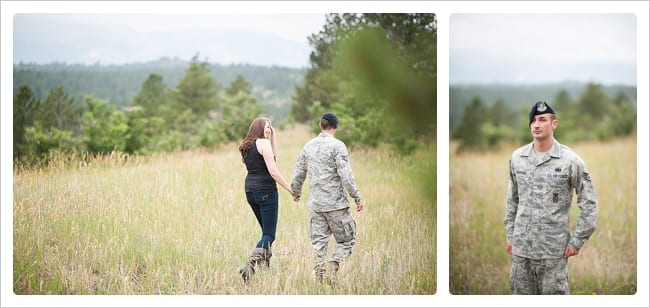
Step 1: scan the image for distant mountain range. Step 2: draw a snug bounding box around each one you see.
[13,16,312,68]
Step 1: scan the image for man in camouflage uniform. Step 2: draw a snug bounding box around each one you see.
[291,112,364,287]
[504,101,599,294]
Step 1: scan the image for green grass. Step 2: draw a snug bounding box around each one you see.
[449,136,637,295]
[13,125,436,295]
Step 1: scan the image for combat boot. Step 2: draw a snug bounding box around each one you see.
[324,260,340,288]
[238,248,265,283]
[314,263,325,283]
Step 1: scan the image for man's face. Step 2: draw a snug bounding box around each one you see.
[530,114,558,141]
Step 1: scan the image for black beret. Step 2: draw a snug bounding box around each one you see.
[529,101,555,126]
[321,112,338,128]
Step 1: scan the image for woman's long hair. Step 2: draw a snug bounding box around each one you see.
[238,117,269,162]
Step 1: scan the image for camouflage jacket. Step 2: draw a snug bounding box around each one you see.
[504,139,598,259]
[291,132,362,212]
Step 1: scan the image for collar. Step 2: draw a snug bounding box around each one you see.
[521,139,562,159]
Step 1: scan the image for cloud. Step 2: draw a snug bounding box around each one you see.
[450,14,637,85]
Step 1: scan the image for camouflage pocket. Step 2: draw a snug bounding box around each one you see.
[341,215,356,242]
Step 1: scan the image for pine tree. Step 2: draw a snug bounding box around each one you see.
[38,86,81,132]
[453,96,487,152]
[133,73,167,118]
[13,85,40,158]
[173,55,221,116]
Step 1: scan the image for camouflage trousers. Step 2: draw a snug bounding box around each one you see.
[510,255,569,295]
[310,208,357,276]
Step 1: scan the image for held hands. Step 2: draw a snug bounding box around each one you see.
[289,190,300,203]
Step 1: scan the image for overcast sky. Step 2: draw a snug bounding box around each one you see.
[13,13,328,67]
[31,14,327,44]
[450,14,637,86]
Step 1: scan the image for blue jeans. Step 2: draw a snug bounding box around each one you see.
[245,191,278,250]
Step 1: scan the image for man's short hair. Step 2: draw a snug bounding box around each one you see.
[320,118,334,130]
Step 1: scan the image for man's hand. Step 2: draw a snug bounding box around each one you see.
[355,202,364,212]
[506,242,512,255]
[564,245,579,258]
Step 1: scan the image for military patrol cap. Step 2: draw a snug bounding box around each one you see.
[529,101,556,126]
[321,112,339,128]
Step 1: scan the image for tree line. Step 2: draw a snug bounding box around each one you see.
[449,82,636,133]
[14,13,438,167]
[14,55,263,165]
[14,58,303,122]
[452,82,637,152]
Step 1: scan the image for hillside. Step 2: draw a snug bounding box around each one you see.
[13,59,306,122]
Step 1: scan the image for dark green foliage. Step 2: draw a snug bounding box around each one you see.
[38,86,82,133]
[81,97,129,153]
[449,82,636,133]
[13,85,40,158]
[22,123,79,165]
[172,55,221,116]
[14,57,268,166]
[610,92,636,136]
[14,85,82,165]
[452,97,488,151]
[13,16,439,166]
[133,73,167,118]
[14,60,303,122]
[225,74,253,97]
[217,91,264,143]
[292,13,437,153]
[550,89,574,143]
[123,106,166,155]
[452,83,637,151]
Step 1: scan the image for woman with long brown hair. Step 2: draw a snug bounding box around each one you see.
[237,117,293,282]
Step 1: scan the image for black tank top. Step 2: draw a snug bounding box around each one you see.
[243,140,277,192]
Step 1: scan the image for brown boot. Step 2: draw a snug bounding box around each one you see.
[325,260,339,288]
[262,247,272,268]
[239,248,266,283]
[314,263,325,283]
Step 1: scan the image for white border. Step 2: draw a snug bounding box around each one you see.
[2,1,648,307]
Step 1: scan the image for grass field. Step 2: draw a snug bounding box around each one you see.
[13,124,436,295]
[449,136,637,295]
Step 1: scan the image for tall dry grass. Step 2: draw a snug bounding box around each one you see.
[449,136,637,294]
[13,124,435,295]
